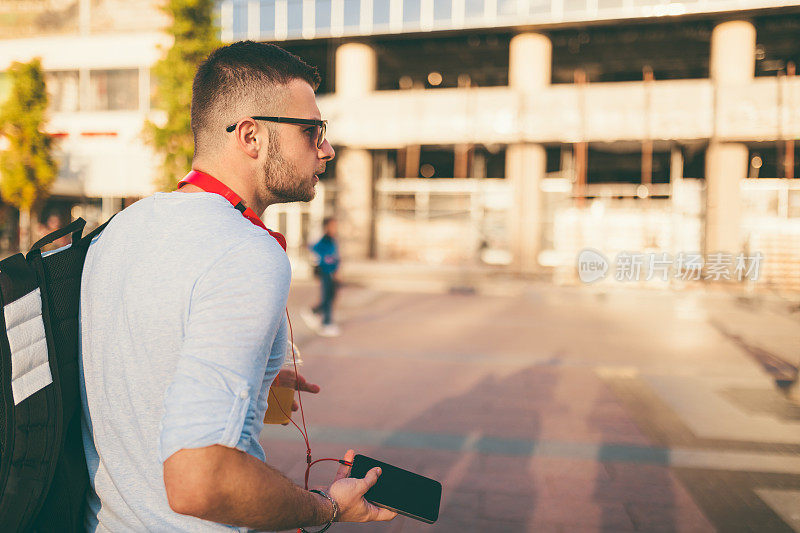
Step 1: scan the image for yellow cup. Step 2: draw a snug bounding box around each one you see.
[264,342,302,425]
[264,385,295,424]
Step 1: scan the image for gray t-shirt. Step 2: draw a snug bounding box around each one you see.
[79,191,291,532]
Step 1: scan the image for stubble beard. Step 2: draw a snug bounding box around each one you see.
[259,140,317,205]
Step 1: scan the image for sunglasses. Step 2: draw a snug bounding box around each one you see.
[226,116,328,149]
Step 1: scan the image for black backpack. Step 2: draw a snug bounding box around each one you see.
[0,217,110,532]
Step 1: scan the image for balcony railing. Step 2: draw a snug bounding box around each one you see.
[318,78,800,146]
[374,177,511,264]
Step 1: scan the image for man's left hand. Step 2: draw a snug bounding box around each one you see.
[274,369,320,413]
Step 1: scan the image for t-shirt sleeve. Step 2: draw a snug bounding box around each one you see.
[158,236,290,463]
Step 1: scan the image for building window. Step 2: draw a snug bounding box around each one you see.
[344,0,360,28]
[563,0,587,13]
[403,0,421,24]
[374,0,391,26]
[433,0,451,22]
[45,70,80,112]
[233,0,249,39]
[261,0,276,35]
[529,0,549,14]
[464,0,483,20]
[597,0,624,10]
[287,0,303,36]
[88,69,139,111]
[497,0,515,17]
[316,0,332,32]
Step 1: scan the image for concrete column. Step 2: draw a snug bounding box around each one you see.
[670,145,684,185]
[670,145,686,253]
[705,142,748,253]
[710,20,756,84]
[335,42,376,260]
[336,148,373,259]
[335,42,376,97]
[507,33,550,273]
[705,20,755,256]
[454,144,470,179]
[472,151,486,179]
[509,33,551,88]
[506,143,546,273]
[404,145,420,178]
[670,145,684,213]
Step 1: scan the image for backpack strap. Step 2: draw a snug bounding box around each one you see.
[29,218,86,254]
[82,215,115,244]
[0,252,60,531]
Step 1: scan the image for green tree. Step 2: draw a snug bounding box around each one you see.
[0,58,58,251]
[146,0,220,190]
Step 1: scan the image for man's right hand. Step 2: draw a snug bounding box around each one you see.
[327,449,398,523]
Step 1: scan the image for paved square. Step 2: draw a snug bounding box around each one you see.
[258,283,800,532]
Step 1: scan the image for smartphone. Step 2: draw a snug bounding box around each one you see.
[349,454,441,524]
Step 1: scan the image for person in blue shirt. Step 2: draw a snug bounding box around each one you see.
[306,217,341,336]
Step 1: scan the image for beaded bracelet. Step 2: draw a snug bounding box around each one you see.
[300,489,339,533]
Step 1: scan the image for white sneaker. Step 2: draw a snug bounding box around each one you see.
[318,324,341,337]
[300,309,322,331]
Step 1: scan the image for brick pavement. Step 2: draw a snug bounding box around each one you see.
[257,283,800,532]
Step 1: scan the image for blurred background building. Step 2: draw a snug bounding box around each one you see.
[0,0,170,247]
[0,0,798,290]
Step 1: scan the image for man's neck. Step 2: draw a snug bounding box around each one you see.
[183,165,266,215]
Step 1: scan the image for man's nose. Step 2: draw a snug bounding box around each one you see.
[319,139,335,161]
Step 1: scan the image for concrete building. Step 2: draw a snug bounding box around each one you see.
[0,0,170,244]
[0,0,798,289]
[218,0,800,289]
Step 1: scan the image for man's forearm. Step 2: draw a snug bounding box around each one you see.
[164,445,334,531]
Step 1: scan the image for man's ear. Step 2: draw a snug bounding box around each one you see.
[234,119,261,159]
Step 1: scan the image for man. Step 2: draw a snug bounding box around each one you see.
[305,217,341,337]
[79,41,396,531]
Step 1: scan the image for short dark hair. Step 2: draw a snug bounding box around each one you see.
[323,216,336,228]
[191,41,321,153]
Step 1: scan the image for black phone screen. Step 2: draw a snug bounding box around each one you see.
[349,454,441,524]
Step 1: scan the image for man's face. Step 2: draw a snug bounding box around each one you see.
[258,79,335,205]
